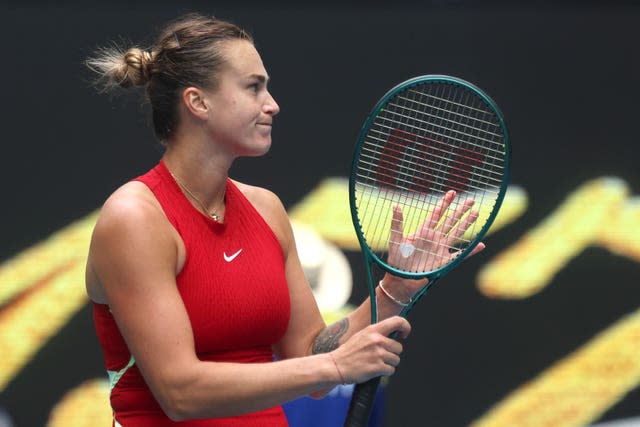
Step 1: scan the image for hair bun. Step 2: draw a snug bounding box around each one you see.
[86,45,155,90]
[121,48,154,86]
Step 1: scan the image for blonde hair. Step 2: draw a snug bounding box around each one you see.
[87,46,155,89]
[86,13,253,142]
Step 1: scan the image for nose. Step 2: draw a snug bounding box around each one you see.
[264,91,280,116]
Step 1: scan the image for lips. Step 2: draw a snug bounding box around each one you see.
[256,122,273,134]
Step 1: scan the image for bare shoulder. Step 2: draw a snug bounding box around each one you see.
[95,181,166,233]
[86,181,182,302]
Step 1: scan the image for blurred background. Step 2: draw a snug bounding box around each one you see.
[1,1,640,426]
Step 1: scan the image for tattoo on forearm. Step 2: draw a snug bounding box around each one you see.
[312,318,349,354]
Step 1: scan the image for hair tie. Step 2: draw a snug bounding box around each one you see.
[329,353,347,385]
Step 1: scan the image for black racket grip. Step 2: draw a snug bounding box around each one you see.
[343,376,382,427]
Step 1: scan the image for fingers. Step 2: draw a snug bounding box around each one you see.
[449,241,486,264]
[369,319,407,375]
[382,351,401,369]
[375,315,412,340]
[333,316,411,384]
[384,337,404,357]
[425,190,456,230]
[389,204,405,245]
[448,207,480,241]
[363,318,407,371]
[440,197,475,236]
[430,191,482,245]
[467,241,486,258]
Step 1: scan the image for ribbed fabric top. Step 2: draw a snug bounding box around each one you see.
[92,160,291,426]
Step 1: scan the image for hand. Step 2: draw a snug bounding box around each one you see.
[388,190,485,274]
[330,316,411,384]
[379,190,485,302]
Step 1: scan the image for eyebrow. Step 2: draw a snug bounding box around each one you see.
[249,73,269,84]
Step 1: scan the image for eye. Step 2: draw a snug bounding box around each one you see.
[249,82,260,93]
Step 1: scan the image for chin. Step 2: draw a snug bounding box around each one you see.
[242,140,272,157]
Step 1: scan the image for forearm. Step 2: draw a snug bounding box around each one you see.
[311,274,425,354]
[158,353,339,421]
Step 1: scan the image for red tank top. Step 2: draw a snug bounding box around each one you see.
[92,160,291,426]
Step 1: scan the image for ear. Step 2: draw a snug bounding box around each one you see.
[181,87,210,120]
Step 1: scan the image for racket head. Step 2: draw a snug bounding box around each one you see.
[349,75,510,283]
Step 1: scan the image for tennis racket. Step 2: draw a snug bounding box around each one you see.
[344,75,510,427]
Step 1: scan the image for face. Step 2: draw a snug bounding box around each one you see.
[201,39,280,157]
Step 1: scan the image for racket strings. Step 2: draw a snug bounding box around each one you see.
[397,87,504,155]
[407,88,497,118]
[358,138,504,190]
[356,135,503,195]
[354,82,506,274]
[366,126,506,164]
[386,96,504,143]
[359,186,473,272]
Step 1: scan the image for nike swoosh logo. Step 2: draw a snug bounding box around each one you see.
[223,249,243,262]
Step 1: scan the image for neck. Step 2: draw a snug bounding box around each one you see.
[162,138,231,218]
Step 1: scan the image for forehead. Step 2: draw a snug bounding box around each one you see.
[220,39,268,79]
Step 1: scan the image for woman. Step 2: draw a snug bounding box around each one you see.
[85,13,483,426]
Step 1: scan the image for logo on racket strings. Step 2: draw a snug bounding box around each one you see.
[375,128,486,193]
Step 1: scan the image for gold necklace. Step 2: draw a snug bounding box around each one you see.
[169,171,223,222]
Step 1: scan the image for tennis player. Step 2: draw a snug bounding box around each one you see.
[85,12,482,426]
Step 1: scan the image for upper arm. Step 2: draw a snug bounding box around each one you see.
[87,184,199,410]
[276,223,327,359]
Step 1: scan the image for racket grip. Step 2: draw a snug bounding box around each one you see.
[343,376,382,427]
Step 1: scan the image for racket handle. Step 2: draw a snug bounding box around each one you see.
[343,376,382,427]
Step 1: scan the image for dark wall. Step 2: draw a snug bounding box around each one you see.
[1,2,640,426]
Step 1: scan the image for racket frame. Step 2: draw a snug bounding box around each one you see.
[348,74,511,319]
[344,75,510,427]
